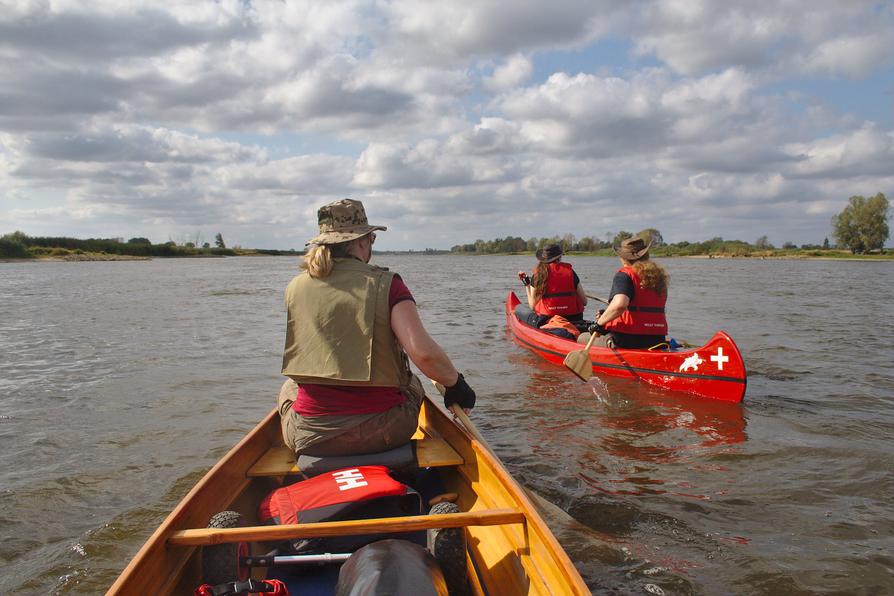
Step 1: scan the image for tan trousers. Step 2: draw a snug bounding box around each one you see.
[277,377,424,457]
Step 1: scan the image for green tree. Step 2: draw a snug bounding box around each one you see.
[214,232,226,249]
[822,237,830,249]
[0,231,31,258]
[832,193,890,253]
[755,235,772,249]
[127,237,151,244]
[612,230,632,246]
[641,228,665,247]
[2,231,30,244]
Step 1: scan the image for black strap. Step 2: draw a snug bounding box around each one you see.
[210,579,277,596]
[543,291,575,298]
[628,306,665,313]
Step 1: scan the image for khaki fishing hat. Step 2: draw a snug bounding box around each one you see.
[614,231,652,261]
[306,199,387,246]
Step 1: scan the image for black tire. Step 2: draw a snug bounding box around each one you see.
[427,502,469,596]
[202,510,249,586]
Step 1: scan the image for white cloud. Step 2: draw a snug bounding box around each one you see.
[800,33,894,78]
[483,54,533,91]
[783,124,894,179]
[0,0,892,249]
[631,0,894,78]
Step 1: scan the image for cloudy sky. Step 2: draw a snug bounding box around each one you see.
[1,1,892,250]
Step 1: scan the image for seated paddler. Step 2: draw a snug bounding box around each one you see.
[279,198,477,458]
[578,230,669,349]
[515,243,588,340]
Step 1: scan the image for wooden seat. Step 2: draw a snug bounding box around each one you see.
[247,428,463,477]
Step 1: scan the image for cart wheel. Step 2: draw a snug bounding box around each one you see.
[428,501,469,596]
[202,511,250,585]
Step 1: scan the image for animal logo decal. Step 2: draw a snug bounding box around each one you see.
[679,352,704,372]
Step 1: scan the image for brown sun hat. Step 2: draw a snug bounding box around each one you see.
[614,231,652,261]
[535,243,563,263]
[306,198,387,246]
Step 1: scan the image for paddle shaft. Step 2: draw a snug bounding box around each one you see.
[580,328,599,351]
[431,381,494,454]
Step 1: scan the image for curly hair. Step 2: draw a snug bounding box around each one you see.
[632,256,669,295]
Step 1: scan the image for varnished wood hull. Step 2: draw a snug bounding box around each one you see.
[108,397,589,595]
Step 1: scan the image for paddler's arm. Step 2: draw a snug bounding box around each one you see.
[596,293,629,327]
[390,300,460,387]
[575,281,588,308]
[524,283,537,309]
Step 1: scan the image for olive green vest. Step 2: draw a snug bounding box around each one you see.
[281,258,410,387]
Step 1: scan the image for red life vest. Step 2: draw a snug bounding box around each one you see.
[533,262,583,316]
[258,465,418,526]
[605,266,667,335]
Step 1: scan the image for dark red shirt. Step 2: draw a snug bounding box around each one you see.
[294,275,415,417]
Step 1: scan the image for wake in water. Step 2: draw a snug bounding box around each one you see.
[588,376,610,403]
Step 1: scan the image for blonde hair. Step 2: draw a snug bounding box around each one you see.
[300,240,352,278]
[631,256,669,295]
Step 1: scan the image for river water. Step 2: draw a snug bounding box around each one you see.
[1,255,892,595]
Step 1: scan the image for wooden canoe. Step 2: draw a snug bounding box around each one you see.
[507,291,747,403]
[107,395,590,595]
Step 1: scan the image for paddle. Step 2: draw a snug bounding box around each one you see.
[563,329,598,381]
[431,380,490,447]
[586,293,609,304]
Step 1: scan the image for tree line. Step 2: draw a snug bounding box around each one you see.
[452,193,890,255]
[0,232,241,259]
[2,194,888,259]
[451,233,778,256]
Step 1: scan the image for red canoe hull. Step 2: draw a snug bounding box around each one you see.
[505,292,747,403]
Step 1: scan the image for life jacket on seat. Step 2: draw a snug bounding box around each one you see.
[604,266,667,335]
[533,262,583,317]
[258,466,422,554]
[539,315,581,339]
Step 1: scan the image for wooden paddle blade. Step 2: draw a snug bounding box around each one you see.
[563,349,593,381]
[564,331,598,381]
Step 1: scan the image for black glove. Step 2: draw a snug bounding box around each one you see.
[588,322,608,336]
[517,271,531,286]
[444,373,476,410]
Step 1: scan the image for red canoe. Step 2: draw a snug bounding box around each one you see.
[506,292,747,403]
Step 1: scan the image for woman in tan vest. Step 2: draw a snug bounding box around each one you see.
[279,199,476,457]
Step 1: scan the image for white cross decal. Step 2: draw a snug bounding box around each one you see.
[710,347,729,370]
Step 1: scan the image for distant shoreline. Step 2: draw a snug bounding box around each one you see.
[441,250,894,261]
[3,248,892,263]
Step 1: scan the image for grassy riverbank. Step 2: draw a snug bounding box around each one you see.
[0,233,302,261]
[456,248,893,260]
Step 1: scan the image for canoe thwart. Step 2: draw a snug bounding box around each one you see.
[168,508,525,547]
[247,431,463,477]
